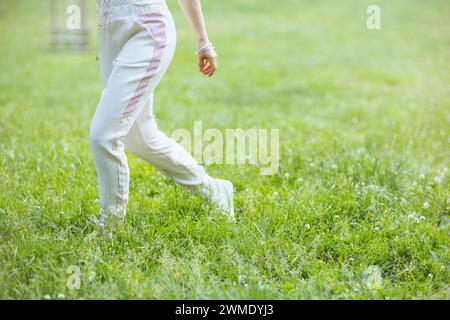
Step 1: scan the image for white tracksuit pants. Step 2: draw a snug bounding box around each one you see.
[91,0,212,217]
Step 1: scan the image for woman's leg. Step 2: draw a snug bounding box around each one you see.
[123,95,212,186]
[123,95,234,218]
[90,9,176,223]
[90,3,234,225]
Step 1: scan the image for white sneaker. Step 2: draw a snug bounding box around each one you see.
[211,179,234,217]
[191,178,235,218]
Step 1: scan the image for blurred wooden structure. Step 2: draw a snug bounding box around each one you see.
[50,0,89,51]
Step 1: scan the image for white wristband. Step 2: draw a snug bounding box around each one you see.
[196,42,215,55]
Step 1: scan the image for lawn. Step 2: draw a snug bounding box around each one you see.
[0,0,449,299]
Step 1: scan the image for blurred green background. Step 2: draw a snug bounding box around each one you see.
[0,0,449,299]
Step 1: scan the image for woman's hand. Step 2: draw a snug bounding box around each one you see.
[198,43,217,77]
[178,0,217,77]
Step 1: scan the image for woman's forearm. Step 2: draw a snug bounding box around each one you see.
[178,0,217,77]
[177,0,210,46]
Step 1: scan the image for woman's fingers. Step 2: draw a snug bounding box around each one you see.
[203,60,216,76]
[202,66,214,77]
[202,63,215,77]
[198,52,217,77]
[199,57,207,71]
[199,58,208,71]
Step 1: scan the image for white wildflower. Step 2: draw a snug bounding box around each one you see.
[366,265,383,290]
[88,271,96,283]
[434,176,443,184]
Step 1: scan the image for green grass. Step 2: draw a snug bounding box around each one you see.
[0,0,449,299]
